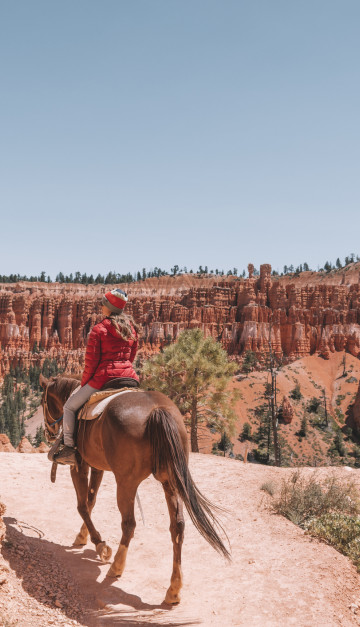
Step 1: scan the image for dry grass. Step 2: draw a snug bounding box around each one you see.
[260,481,276,496]
[272,471,360,527]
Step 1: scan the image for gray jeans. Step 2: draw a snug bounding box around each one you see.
[63,383,96,447]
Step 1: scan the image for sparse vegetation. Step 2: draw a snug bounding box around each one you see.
[290,383,302,401]
[335,394,346,406]
[242,350,258,374]
[329,431,346,458]
[307,397,321,413]
[260,481,276,496]
[272,471,359,527]
[346,376,357,384]
[305,513,360,571]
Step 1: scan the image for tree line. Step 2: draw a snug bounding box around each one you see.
[0,253,359,284]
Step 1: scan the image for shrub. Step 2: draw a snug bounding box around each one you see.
[329,431,346,457]
[335,394,346,406]
[261,481,276,496]
[305,513,360,571]
[307,397,321,413]
[335,408,345,424]
[346,376,358,384]
[272,471,359,527]
[290,383,302,401]
[298,415,308,438]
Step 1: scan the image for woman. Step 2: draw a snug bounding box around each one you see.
[55,288,139,465]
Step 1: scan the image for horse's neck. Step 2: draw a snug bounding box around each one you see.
[54,379,80,406]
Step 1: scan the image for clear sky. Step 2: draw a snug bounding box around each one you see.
[1,0,359,279]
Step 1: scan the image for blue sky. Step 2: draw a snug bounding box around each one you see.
[1,1,359,278]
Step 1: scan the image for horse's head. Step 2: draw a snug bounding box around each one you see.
[40,374,64,442]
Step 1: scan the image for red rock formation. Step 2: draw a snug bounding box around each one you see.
[1,264,360,379]
[0,434,15,452]
[16,437,34,453]
[280,397,294,424]
[37,441,50,454]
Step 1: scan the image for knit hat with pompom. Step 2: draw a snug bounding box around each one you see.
[102,288,128,313]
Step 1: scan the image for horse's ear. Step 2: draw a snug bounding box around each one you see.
[39,373,49,389]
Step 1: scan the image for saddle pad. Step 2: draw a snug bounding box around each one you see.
[78,387,138,421]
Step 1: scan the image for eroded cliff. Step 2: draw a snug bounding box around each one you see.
[1,264,360,379]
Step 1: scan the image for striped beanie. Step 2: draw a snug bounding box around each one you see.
[102,288,128,313]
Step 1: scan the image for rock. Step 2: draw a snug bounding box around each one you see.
[281,396,294,424]
[1,267,360,380]
[16,436,34,453]
[0,434,15,452]
[37,442,50,453]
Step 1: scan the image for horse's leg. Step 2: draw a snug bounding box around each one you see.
[70,461,112,563]
[107,480,137,578]
[162,480,185,604]
[73,466,104,546]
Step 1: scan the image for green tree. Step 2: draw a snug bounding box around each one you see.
[214,431,233,457]
[330,430,346,458]
[34,425,46,447]
[299,415,308,438]
[290,383,302,401]
[240,422,252,441]
[242,350,258,373]
[141,329,239,452]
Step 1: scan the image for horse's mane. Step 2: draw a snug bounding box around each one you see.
[51,374,81,404]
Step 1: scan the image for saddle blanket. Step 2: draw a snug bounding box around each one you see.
[78,387,139,421]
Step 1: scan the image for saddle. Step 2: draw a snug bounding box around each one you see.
[79,378,140,421]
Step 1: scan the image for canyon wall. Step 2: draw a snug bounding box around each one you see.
[1,264,360,379]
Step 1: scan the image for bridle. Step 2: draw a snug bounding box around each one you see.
[42,382,63,443]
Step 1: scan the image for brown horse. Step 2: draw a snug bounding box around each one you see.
[40,374,230,604]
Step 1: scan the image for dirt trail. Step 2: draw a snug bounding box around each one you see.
[1,453,360,626]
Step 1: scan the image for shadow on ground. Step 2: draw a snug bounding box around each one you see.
[2,517,198,627]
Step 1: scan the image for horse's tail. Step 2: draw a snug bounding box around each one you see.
[145,407,231,560]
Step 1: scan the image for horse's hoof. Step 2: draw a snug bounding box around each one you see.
[96,541,112,563]
[164,588,181,604]
[73,533,88,546]
[106,564,121,578]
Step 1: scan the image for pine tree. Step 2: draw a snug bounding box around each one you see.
[242,350,258,373]
[141,329,238,452]
[299,415,308,438]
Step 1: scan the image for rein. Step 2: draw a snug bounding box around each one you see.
[43,382,63,443]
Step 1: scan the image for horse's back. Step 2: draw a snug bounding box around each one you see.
[104,389,181,435]
[87,389,187,478]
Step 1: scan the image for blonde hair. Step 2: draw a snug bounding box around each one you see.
[108,311,140,340]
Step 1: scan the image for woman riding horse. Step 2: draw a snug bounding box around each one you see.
[55,288,140,464]
[42,289,230,603]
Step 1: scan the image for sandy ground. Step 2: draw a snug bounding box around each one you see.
[1,453,360,626]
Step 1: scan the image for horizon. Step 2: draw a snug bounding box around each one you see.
[0,252,359,283]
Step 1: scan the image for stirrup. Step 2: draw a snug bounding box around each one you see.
[54,445,77,465]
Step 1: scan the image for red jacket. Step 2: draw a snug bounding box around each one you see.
[81,318,139,389]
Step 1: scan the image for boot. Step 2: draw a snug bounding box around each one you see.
[54,445,77,465]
